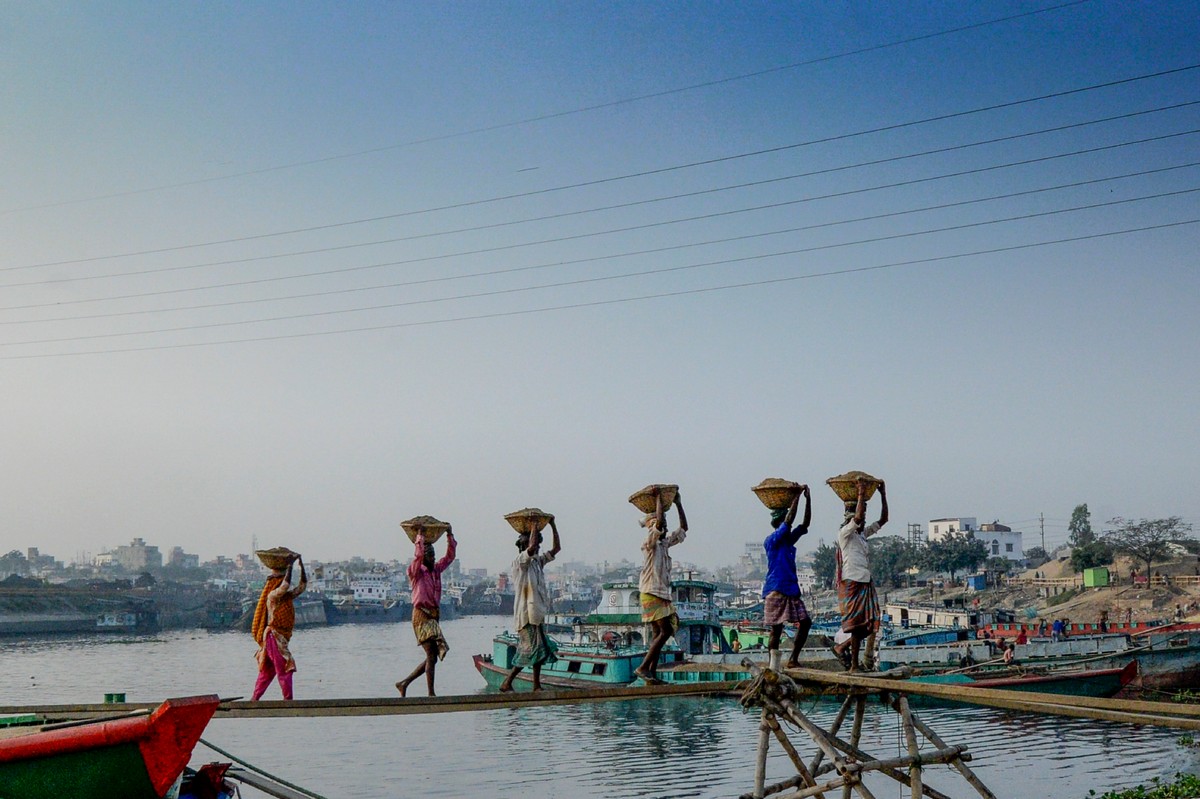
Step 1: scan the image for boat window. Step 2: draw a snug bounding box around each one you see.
[567,661,582,673]
[593,663,606,675]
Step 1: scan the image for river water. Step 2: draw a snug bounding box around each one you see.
[1,618,1196,798]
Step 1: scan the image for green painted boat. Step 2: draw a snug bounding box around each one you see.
[913,660,1138,698]
[0,695,220,799]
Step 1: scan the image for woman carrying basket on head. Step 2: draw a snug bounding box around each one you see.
[397,524,457,697]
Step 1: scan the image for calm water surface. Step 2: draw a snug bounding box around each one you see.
[1,618,1196,798]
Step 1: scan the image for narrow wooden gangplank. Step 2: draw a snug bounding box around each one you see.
[779,667,1200,731]
[0,681,743,722]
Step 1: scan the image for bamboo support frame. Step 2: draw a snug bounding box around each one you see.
[740,661,992,799]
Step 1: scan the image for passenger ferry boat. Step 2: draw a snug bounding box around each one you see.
[473,578,754,689]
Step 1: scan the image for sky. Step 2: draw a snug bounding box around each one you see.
[2,1,1197,574]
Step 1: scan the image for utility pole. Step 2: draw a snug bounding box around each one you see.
[1040,513,1045,553]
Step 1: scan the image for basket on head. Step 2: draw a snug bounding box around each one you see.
[255,547,299,572]
[752,478,804,510]
[400,515,450,544]
[825,471,882,502]
[504,508,553,536]
[628,484,678,514]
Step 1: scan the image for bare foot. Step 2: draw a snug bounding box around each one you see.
[531,685,543,692]
[395,681,408,697]
[785,661,799,670]
[499,682,514,693]
[635,668,664,685]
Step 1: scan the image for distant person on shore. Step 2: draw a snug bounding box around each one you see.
[499,517,562,692]
[397,526,457,697]
[762,485,813,668]
[1037,619,1048,637]
[251,554,307,701]
[1003,643,1015,666]
[635,490,688,685]
[1099,611,1109,633]
[831,479,889,671]
[1051,618,1063,642]
[1015,628,1028,645]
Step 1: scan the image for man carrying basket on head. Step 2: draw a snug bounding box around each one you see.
[763,484,813,668]
[251,552,307,701]
[635,489,688,685]
[500,516,562,692]
[832,478,888,672]
[397,523,457,697]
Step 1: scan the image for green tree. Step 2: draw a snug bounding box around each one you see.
[1069,504,1095,547]
[811,542,838,589]
[1104,516,1194,576]
[1070,540,1114,573]
[922,532,988,582]
[868,535,917,589]
[1024,546,1049,566]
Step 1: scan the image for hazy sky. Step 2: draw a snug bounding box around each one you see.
[2,1,1197,574]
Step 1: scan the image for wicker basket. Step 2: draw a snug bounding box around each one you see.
[628,484,678,514]
[401,515,450,544]
[504,508,553,536]
[825,471,882,502]
[752,478,804,510]
[255,547,299,571]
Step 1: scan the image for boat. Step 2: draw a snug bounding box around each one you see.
[913,660,1139,698]
[475,578,834,690]
[878,629,1200,691]
[0,694,220,799]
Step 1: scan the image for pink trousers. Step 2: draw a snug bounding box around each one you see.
[252,629,294,700]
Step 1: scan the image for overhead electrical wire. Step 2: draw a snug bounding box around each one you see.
[2,218,1194,360]
[4,188,1196,348]
[8,62,1197,272]
[5,118,1197,290]
[0,0,1096,217]
[5,161,1197,325]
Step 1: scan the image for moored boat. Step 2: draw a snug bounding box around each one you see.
[0,694,220,799]
[913,660,1139,698]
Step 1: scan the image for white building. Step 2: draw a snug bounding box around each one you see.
[979,521,1024,562]
[350,573,398,604]
[927,517,978,542]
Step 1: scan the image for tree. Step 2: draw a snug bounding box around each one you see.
[1068,504,1095,547]
[868,535,917,589]
[1070,540,1114,573]
[922,532,989,582]
[1024,546,1049,567]
[811,542,838,589]
[1104,516,1194,576]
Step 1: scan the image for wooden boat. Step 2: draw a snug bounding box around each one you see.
[914,660,1138,698]
[0,694,220,799]
[879,630,1200,690]
[475,578,755,689]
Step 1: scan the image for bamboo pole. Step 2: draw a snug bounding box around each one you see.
[843,696,866,799]
[754,709,772,799]
[898,696,922,799]
[809,694,855,775]
[903,704,997,799]
[766,715,820,792]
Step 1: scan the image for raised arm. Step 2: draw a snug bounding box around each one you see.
[674,491,688,532]
[783,491,800,529]
[547,517,562,559]
[435,529,457,573]
[854,480,868,527]
[290,556,308,598]
[877,481,889,528]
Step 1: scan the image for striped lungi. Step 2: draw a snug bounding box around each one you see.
[838,579,880,633]
[514,624,559,668]
[640,593,679,635]
[412,604,450,661]
[763,592,809,626]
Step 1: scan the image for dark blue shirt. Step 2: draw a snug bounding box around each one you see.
[762,521,807,597]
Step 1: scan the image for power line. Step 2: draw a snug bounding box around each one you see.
[9,62,1197,272]
[2,217,1194,359]
[6,123,1197,291]
[6,163,1197,326]
[0,0,1097,217]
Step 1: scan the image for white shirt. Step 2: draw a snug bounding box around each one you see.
[639,525,686,599]
[837,519,882,583]
[512,549,556,630]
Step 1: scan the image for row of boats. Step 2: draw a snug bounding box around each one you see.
[473,578,1200,698]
